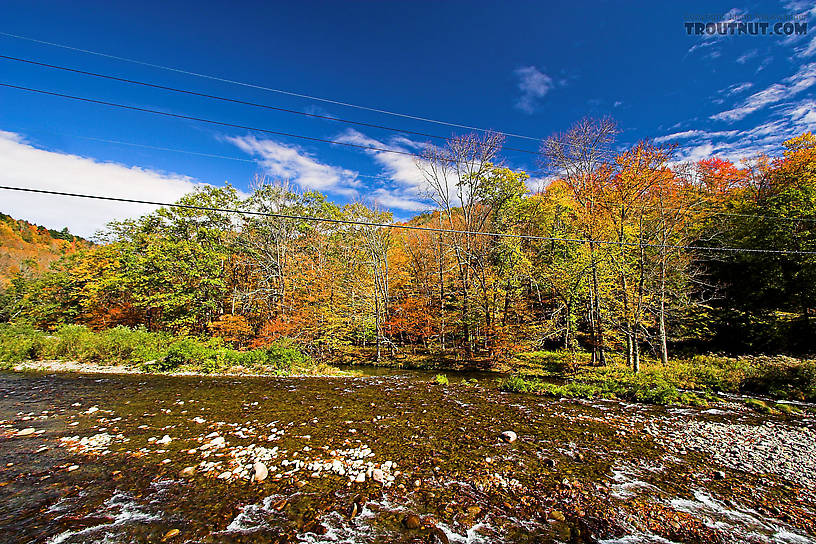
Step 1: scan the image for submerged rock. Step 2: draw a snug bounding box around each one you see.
[429,527,450,543]
[549,510,566,522]
[500,430,517,443]
[161,528,180,541]
[403,513,421,529]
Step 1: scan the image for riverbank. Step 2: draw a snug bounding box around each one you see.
[1,370,815,543]
[10,359,353,377]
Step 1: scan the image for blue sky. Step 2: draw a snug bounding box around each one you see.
[1,1,814,236]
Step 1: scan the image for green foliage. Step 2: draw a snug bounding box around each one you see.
[745,398,776,414]
[0,323,317,376]
[0,323,54,365]
[142,337,313,374]
[742,357,816,402]
[512,350,586,375]
[433,373,449,385]
[773,402,802,415]
[502,352,814,405]
[499,369,709,406]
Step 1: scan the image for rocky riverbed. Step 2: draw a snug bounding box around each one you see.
[1,370,815,543]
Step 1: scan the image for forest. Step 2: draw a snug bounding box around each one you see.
[1,121,815,373]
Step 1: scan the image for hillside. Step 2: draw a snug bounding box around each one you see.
[0,212,91,287]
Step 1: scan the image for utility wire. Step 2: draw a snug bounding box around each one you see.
[1,185,814,255]
[0,81,447,162]
[0,54,544,157]
[0,31,542,142]
[3,117,814,225]
[1,72,810,224]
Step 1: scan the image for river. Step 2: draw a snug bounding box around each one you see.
[1,369,814,543]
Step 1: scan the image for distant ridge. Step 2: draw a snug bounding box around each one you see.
[0,212,91,287]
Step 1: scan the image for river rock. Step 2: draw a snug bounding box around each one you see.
[15,428,36,437]
[372,468,385,483]
[251,462,268,482]
[161,528,180,541]
[157,435,172,445]
[403,513,421,529]
[179,466,196,477]
[429,527,450,544]
[500,430,517,443]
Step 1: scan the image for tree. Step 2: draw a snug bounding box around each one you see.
[543,117,618,364]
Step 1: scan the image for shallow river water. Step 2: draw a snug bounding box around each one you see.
[1,369,815,544]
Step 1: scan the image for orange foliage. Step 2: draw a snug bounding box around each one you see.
[208,314,254,347]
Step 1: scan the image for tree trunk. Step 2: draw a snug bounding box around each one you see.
[590,242,606,365]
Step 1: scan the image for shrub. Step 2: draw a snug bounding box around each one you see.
[742,357,816,402]
[499,375,535,393]
[52,324,98,361]
[513,350,588,375]
[433,373,449,385]
[94,326,171,365]
[0,323,55,364]
[264,339,313,371]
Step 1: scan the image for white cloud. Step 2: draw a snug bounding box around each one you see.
[736,49,758,64]
[796,35,816,58]
[711,63,816,122]
[0,130,203,238]
[783,0,816,57]
[334,129,432,212]
[335,129,428,190]
[686,8,747,57]
[229,136,361,197]
[663,99,816,165]
[654,130,739,144]
[514,66,555,113]
[654,130,707,143]
[724,82,753,95]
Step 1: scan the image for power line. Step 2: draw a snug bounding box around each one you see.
[1,185,814,255]
[3,117,814,225]
[2,73,810,225]
[0,31,542,142]
[0,81,448,162]
[0,54,544,157]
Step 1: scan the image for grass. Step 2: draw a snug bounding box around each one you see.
[498,373,709,406]
[0,323,335,376]
[433,373,449,385]
[500,350,816,406]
